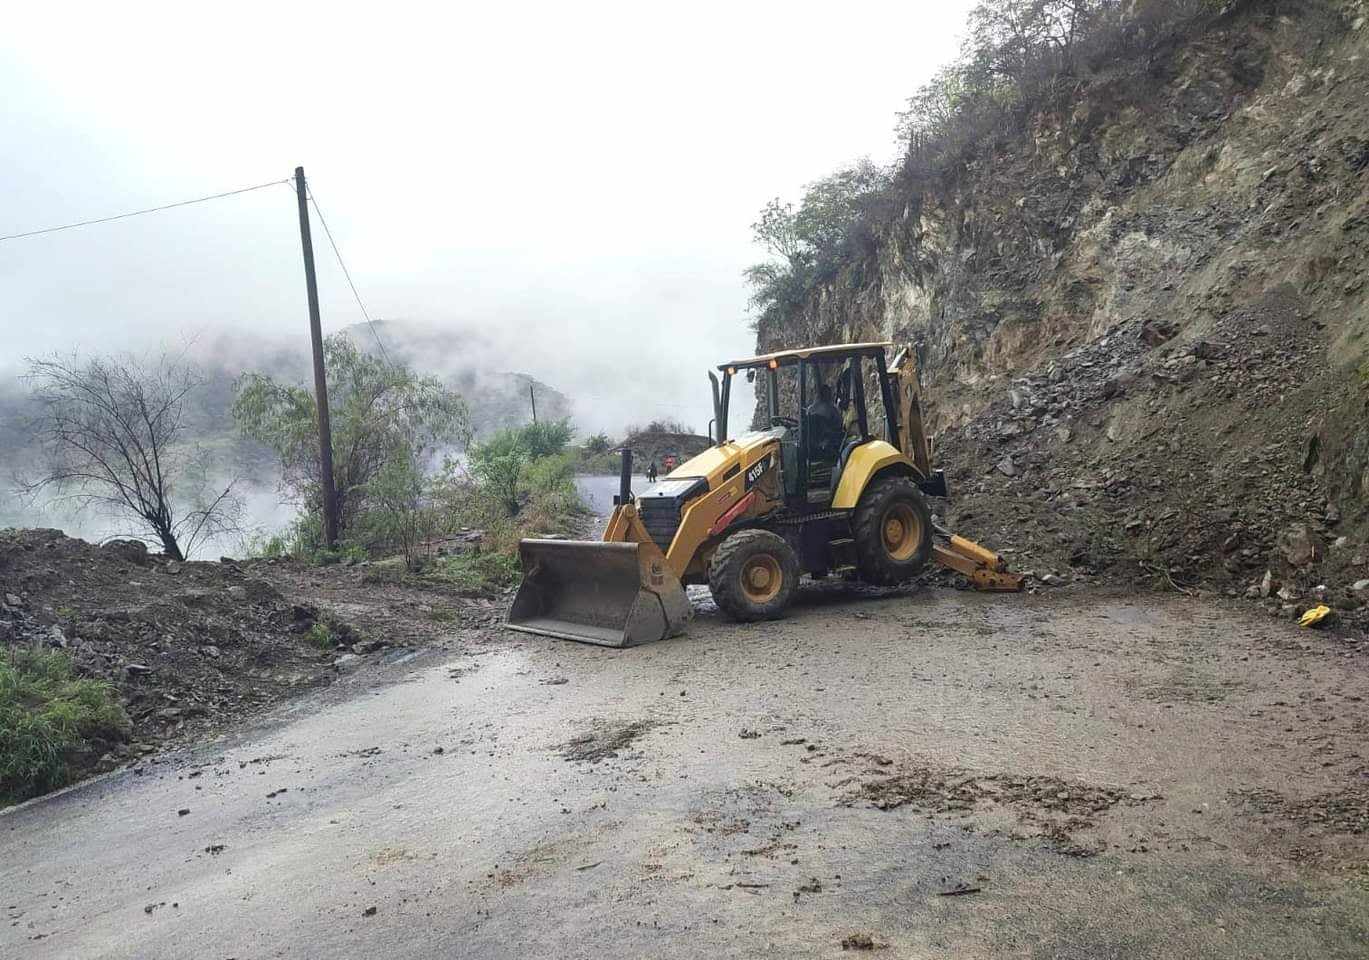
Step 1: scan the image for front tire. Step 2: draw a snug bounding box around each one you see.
[852,475,932,585]
[708,529,799,622]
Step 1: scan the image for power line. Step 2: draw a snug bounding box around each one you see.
[304,184,390,363]
[0,179,291,243]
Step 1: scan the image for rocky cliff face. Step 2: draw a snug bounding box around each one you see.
[756,2,1369,610]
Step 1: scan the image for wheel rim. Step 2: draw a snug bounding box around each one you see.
[740,554,783,604]
[882,502,922,562]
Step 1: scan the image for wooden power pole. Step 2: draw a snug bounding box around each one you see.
[529,383,538,424]
[294,166,340,548]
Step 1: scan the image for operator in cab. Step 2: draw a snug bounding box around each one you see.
[806,382,845,459]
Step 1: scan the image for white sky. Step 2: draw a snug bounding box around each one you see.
[1,0,975,435]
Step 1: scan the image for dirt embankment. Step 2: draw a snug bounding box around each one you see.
[0,529,497,790]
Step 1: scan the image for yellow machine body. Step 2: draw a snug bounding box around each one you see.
[507,341,1022,647]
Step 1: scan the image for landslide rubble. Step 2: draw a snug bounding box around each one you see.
[0,529,367,772]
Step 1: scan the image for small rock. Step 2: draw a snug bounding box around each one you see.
[163,561,181,575]
[226,586,248,601]
[48,625,67,647]
[201,645,220,659]
[739,729,761,740]
[1139,319,1177,346]
[332,653,362,671]
[995,456,1017,478]
[1351,579,1369,593]
[1276,586,1300,602]
[5,593,21,607]
[177,808,190,817]
[125,663,153,677]
[433,746,445,755]
[1276,524,1322,568]
[1259,570,1274,598]
[1040,574,1067,587]
[362,906,377,917]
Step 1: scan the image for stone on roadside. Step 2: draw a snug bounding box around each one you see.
[1259,570,1274,598]
[1040,573,1067,586]
[996,456,1017,478]
[1276,524,1322,568]
[1352,579,1369,593]
[333,653,362,672]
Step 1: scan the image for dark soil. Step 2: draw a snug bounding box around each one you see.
[0,528,494,794]
[842,754,1154,851]
[557,719,659,763]
[931,298,1369,642]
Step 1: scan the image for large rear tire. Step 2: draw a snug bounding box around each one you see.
[853,475,932,585]
[708,529,799,622]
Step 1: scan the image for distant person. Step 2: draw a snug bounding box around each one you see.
[663,455,677,472]
[646,461,658,483]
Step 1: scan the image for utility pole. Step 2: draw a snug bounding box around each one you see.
[529,383,538,424]
[294,166,340,548]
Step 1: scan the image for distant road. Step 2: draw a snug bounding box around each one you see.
[573,474,621,516]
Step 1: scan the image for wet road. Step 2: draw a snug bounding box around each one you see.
[3,587,1367,958]
[573,474,623,518]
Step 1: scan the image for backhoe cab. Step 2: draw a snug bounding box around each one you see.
[509,341,1022,647]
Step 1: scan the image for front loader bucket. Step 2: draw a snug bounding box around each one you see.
[507,539,692,647]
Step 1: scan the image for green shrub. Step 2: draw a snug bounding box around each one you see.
[583,432,612,456]
[0,648,130,803]
[425,551,520,592]
[243,531,292,559]
[303,623,335,648]
[468,419,577,514]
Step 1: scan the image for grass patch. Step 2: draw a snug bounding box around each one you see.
[424,551,520,593]
[1,648,130,803]
[359,556,409,586]
[304,623,336,649]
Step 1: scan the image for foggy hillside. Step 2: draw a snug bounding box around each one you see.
[0,320,571,540]
[332,320,571,433]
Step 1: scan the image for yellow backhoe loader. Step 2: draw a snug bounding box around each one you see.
[508,342,1022,647]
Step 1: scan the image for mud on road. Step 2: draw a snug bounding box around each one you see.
[3,583,1367,958]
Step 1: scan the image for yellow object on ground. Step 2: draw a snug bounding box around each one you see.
[1298,604,1332,628]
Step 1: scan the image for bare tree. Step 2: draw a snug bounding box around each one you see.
[19,351,241,560]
